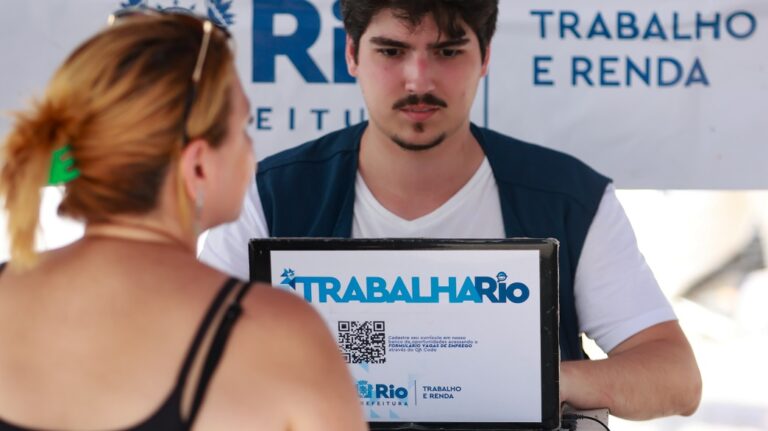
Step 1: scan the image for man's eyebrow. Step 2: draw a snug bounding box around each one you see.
[369,36,411,49]
[368,36,471,50]
[428,38,470,49]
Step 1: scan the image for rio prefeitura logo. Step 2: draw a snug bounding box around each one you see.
[117,0,235,26]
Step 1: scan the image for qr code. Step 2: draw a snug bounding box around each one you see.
[338,321,386,364]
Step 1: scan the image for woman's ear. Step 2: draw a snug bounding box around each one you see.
[178,138,209,199]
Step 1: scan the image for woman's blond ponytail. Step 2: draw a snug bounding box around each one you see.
[1,99,77,268]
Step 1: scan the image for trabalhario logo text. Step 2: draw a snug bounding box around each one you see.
[280,270,529,304]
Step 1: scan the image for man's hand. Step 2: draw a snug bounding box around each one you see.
[560,321,702,420]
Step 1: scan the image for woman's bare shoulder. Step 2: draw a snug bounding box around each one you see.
[233,283,345,362]
[198,283,366,431]
[240,284,324,326]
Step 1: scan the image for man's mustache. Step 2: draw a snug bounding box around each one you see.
[392,93,448,110]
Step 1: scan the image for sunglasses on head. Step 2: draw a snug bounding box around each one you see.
[108,7,232,145]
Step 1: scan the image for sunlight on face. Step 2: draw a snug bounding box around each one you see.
[347,9,489,151]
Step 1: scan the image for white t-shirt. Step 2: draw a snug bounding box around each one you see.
[201,158,675,353]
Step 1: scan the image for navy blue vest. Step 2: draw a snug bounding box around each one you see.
[257,122,610,360]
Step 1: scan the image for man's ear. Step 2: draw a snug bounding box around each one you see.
[346,34,359,77]
[178,138,209,198]
[481,43,491,77]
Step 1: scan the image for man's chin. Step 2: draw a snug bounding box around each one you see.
[390,133,446,152]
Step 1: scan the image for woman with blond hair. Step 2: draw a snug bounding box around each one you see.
[0,10,364,431]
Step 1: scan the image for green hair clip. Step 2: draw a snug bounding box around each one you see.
[48,144,80,185]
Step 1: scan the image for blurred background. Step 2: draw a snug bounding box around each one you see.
[594,190,768,430]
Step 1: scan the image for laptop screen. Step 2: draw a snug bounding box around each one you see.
[249,238,560,430]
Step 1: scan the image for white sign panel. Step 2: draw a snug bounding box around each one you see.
[492,2,768,189]
[268,249,543,423]
[1,1,765,188]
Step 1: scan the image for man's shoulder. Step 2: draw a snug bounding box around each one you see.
[477,126,602,175]
[258,123,366,175]
[475,125,611,201]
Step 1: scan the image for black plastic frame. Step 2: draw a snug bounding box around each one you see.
[249,238,560,431]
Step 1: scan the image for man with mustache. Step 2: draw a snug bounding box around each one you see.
[201,0,702,420]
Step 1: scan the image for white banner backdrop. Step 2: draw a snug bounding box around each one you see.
[0,0,766,189]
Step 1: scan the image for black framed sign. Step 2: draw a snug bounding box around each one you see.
[250,238,560,430]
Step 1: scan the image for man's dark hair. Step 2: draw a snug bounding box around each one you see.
[340,0,499,63]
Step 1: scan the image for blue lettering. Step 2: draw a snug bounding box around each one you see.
[457,277,482,303]
[626,57,651,86]
[410,277,433,303]
[726,11,757,39]
[360,383,408,399]
[375,384,389,399]
[341,277,365,302]
[658,57,683,87]
[617,12,639,39]
[288,106,296,130]
[530,11,753,44]
[530,10,555,39]
[344,108,367,127]
[394,387,408,399]
[431,277,456,302]
[696,12,721,40]
[672,12,692,40]
[256,107,272,130]
[587,12,611,39]
[560,11,580,39]
[474,276,500,303]
[252,0,327,83]
[533,56,555,86]
[390,277,413,302]
[310,108,329,130]
[295,278,312,301]
[572,57,594,86]
[316,277,342,303]
[568,56,707,88]
[643,13,668,40]
[294,274,529,303]
[504,282,531,304]
[600,56,620,87]
[685,58,709,87]
[366,277,388,303]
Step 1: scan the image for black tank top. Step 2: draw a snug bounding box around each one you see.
[0,262,253,431]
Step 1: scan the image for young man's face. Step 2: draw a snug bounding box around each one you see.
[347,9,490,151]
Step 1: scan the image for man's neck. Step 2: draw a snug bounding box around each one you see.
[358,122,485,221]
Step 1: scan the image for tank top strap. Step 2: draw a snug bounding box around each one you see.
[183,280,254,428]
[174,277,239,391]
